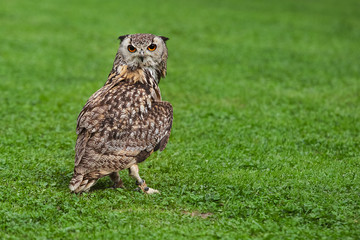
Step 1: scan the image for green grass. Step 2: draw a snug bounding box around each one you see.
[1,0,360,239]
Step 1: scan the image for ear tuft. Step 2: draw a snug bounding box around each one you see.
[160,36,169,42]
[118,35,128,42]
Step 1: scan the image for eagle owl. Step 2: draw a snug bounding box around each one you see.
[69,33,173,194]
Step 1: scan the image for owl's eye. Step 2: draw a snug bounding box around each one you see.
[127,45,136,53]
[147,44,157,51]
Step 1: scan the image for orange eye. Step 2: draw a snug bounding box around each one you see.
[128,45,136,53]
[147,44,157,51]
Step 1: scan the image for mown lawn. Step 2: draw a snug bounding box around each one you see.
[1,0,360,239]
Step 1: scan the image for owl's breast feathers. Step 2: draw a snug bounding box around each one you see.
[75,65,173,167]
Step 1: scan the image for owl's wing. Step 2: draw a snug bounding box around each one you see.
[76,82,116,134]
[75,82,173,166]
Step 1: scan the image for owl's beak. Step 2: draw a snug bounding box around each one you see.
[139,50,144,62]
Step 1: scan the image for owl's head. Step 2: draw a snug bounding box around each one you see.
[115,33,169,78]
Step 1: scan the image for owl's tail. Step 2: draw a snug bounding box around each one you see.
[69,172,84,193]
[69,171,100,193]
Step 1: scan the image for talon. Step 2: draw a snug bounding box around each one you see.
[135,179,144,185]
[145,188,160,194]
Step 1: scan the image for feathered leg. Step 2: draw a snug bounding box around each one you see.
[109,172,125,189]
[128,164,159,194]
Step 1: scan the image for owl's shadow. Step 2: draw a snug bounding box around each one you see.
[58,168,133,193]
[90,173,134,192]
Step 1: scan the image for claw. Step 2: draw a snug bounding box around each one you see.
[138,180,159,194]
[145,188,160,194]
[128,165,159,194]
[135,179,145,186]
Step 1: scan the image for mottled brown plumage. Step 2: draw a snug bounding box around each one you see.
[69,34,172,194]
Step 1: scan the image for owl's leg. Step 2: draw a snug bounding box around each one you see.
[109,172,125,189]
[128,164,159,194]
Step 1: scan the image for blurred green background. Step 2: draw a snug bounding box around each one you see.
[1,0,360,239]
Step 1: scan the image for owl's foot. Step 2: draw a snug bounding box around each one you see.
[145,188,160,194]
[136,180,159,194]
[112,182,125,189]
[129,164,159,194]
[138,180,160,194]
[110,172,125,189]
